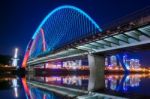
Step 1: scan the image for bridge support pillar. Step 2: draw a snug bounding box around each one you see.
[88,54,105,91]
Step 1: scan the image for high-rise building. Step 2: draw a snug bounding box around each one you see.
[134,59,140,68]
[105,57,108,66]
[110,55,117,66]
[130,59,140,68]
[123,55,128,64]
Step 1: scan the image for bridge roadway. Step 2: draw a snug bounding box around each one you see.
[27,13,150,91]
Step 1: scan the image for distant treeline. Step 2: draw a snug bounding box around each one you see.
[0,55,11,65]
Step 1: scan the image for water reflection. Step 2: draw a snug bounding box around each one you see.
[28,75,89,90]
[12,79,19,98]
[28,74,150,97]
[0,76,64,99]
[0,76,26,99]
[22,78,31,99]
[21,77,67,99]
[0,74,150,98]
[27,84,64,99]
[105,74,150,96]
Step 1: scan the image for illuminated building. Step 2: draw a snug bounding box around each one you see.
[129,59,140,69]
[104,54,144,72]
[12,48,19,68]
[134,59,140,68]
[105,57,108,66]
[62,60,82,69]
[39,59,89,70]
[123,55,127,64]
[110,55,117,67]
[130,59,135,68]
[123,55,130,69]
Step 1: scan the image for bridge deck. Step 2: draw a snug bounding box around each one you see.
[28,22,150,65]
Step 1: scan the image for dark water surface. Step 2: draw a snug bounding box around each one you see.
[0,74,150,99]
[0,75,65,99]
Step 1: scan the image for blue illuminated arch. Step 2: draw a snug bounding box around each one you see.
[29,5,102,58]
[32,5,101,39]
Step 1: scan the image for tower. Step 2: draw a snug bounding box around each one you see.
[12,48,19,68]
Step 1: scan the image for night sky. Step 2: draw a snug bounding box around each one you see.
[0,0,150,56]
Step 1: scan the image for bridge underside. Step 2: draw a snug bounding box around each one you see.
[77,25,150,53]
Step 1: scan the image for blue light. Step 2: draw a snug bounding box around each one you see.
[32,5,102,39]
[29,5,102,58]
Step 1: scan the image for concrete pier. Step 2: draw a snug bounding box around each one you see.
[88,54,105,91]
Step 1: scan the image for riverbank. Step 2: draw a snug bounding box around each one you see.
[0,67,25,77]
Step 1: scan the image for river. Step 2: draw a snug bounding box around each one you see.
[0,73,150,99]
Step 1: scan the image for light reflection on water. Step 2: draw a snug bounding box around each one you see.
[105,74,150,96]
[0,74,150,99]
[28,75,89,90]
[28,74,150,96]
[0,76,65,99]
[26,83,64,99]
[0,76,26,99]
[12,79,19,98]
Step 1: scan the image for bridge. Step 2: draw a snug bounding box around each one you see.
[23,5,150,91]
